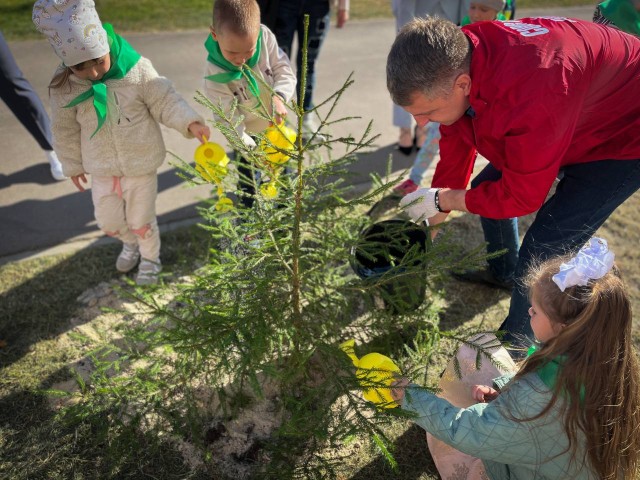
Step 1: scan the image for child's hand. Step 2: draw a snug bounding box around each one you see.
[189,122,211,144]
[391,377,410,404]
[472,384,499,403]
[272,94,287,125]
[71,173,88,192]
[337,9,349,28]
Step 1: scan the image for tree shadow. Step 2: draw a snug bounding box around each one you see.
[349,424,437,480]
[0,368,215,479]
[0,223,210,371]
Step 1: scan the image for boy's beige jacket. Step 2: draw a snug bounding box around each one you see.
[50,57,203,177]
[203,25,296,147]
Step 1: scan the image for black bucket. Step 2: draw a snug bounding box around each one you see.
[350,219,429,313]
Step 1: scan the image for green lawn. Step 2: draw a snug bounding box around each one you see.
[2,0,594,40]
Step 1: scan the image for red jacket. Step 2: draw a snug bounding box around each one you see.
[432,17,640,219]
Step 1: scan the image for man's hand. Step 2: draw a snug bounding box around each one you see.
[472,384,499,403]
[399,187,439,223]
[71,173,88,192]
[188,122,211,143]
[272,94,287,125]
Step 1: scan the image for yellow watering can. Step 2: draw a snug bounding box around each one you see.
[194,137,230,184]
[260,122,296,165]
[194,137,233,211]
[340,339,400,408]
[260,181,279,199]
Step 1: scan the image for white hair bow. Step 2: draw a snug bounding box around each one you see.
[552,237,615,292]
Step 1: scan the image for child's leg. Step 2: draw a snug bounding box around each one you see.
[92,175,137,245]
[409,122,440,185]
[120,174,160,263]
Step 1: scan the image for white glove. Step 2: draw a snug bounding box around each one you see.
[241,132,257,149]
[399,187,439,223]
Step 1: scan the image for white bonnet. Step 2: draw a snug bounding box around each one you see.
[33,0,109,67]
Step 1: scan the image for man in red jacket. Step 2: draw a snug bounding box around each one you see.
[387,15,640,356]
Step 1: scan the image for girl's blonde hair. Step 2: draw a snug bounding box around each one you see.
[48,57,107,92]
[514,255,640,479]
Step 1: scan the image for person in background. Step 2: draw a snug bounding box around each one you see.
[593,0,640,36]
[33,0,209,285]
[391,0,469,157]
[0,30,65,181]
[258,0,349,141]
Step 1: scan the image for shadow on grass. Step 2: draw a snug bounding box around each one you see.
[350,424,436,480]
[0,225,211,370]
[0,376,213,479]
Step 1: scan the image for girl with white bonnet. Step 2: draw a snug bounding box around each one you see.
[33,0,210,285]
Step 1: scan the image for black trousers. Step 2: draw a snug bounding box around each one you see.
[0,31,53,151]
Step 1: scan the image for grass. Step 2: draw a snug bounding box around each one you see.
[0,226,213,479]
[2,0,595,40]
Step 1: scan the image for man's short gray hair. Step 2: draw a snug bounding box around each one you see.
[387,16,471,106]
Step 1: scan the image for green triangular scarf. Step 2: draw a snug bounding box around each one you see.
[599,0,640,36]
[527,344,585,402]
[64,23,141,138]
[204,32,261,99]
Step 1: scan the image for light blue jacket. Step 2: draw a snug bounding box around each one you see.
[402,372,597,479]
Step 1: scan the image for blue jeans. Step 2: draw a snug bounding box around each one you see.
[473,159,640,355]
[273,0,330,112]
[470,164,520,283]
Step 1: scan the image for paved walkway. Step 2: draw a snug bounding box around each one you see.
[0,6,595,264]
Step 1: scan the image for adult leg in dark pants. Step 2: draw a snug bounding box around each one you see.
[0,31,64,180]
[500,158,640,358]
[272,0,330,134]
[466,163,520,287]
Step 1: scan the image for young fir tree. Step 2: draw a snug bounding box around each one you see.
[54,19,492,479]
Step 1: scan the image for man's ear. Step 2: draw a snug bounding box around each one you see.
[210,26,218,41]
[455,73,472,96]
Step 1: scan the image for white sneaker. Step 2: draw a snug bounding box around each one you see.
[116,243,140,273]
[136,258,162,285]
[46,150,66,181]
[302,112,327,143]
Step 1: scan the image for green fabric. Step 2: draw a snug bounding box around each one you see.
[64,23,141,139]
[599,0,640,35]
[526,344,561,390]
[204,32,262,99]
[460,11,506,26]
[527,344,585,402]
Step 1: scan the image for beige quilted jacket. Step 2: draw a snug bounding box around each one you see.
[50,56,204,177]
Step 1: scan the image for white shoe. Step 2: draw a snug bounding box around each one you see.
[136,258,162,285]
[116,243,140,273]
[46,150,66,181]
[302,112,327,143]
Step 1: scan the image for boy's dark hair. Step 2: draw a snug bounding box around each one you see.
[212,0,261,37]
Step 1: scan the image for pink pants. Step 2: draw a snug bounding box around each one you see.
[91,174,160,262]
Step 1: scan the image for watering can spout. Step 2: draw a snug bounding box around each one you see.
[340,339,360,367]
